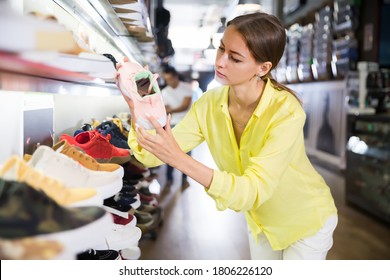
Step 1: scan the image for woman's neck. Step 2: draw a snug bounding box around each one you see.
[229,78,266,110]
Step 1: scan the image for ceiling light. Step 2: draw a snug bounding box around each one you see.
[237,0,261,14]
[238,0,260,4]
[202,37,217,62]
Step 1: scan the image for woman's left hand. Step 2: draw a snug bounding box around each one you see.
[136,114,184,166]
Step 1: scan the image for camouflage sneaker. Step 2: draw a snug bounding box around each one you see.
[0,237,63,260]
[0,178,112,258]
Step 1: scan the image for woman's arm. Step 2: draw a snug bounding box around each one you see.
[136,114,214,188]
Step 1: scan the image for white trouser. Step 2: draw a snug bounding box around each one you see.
[248,215,338,260]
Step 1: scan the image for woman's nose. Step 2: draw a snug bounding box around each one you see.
[215,53,227,68]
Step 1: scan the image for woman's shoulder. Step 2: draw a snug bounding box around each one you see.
[195,85,228,103]
[267,82,305,116]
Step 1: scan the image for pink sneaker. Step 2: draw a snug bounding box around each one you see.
[116,58,166,130]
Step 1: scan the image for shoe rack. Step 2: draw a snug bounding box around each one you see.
[0,0,158,161]
[22,0,157,66]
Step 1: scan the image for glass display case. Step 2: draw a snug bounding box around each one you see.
[346,114,390,223]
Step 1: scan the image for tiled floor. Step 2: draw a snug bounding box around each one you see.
[139,142,390,260]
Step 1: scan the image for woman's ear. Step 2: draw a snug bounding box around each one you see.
[258,61,273,77]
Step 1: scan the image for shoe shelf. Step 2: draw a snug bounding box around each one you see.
[0,71,121,96]
[52,0,146,64]
[0,0,159,90]
[22,0,158,66]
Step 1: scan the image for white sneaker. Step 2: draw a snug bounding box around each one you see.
[28,145,123,199]
[96,225,142,251]
[120,246,141,260]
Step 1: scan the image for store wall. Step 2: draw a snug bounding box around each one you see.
[53,94,129,141]
[289,80,347,168]
[0,91,24,163]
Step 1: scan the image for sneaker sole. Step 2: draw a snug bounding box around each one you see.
[96,154,132,165]
[93,177,123,200]
[120,246,141,260]
[103,205,131,218]
[37,211,113,257]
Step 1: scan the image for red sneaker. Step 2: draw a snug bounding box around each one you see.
[60,131,131,165]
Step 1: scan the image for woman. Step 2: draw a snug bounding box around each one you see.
[118,12,338,260]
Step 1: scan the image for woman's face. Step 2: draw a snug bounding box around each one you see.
[214,25,260,86]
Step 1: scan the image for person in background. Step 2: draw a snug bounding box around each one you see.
[160,65,193,190]
[120,12,338,260]
[191,79,204,103]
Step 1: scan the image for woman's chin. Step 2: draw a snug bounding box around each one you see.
[214,76,227,85]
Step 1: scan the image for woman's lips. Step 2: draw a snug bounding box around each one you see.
[215,70,225,79]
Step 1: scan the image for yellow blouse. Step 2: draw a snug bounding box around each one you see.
[128,79,337,250]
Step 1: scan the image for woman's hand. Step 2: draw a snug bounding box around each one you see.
[136,113,184,166]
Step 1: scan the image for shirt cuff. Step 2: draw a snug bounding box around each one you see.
[205,170,225,198]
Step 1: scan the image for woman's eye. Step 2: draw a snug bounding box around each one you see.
[230,56,241,63]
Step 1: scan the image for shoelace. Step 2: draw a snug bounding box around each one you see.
[94,131,111,142]
[70,149,98,168]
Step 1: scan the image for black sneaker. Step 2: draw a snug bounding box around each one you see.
[96,121,129,149]
[121,181,137,195]
[114,191,138,207]
[0,178,112,258]
[74,123,94,137]
[77,249,121,260]
[103,195,135,213]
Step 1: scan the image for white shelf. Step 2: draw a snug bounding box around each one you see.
[0,71,120,96]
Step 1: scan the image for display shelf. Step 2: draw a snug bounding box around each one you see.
[0,71,120,96]
[346,114,390,224]
[51,0,146,64]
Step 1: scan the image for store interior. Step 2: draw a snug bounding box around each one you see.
[0,0,390,260]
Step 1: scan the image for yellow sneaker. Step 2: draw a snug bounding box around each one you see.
[112,117,129,138]
[91,118,101,129]
[52,140,124,178]
[0,156,101,207]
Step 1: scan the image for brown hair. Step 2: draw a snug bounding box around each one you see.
[227,12,301,103]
